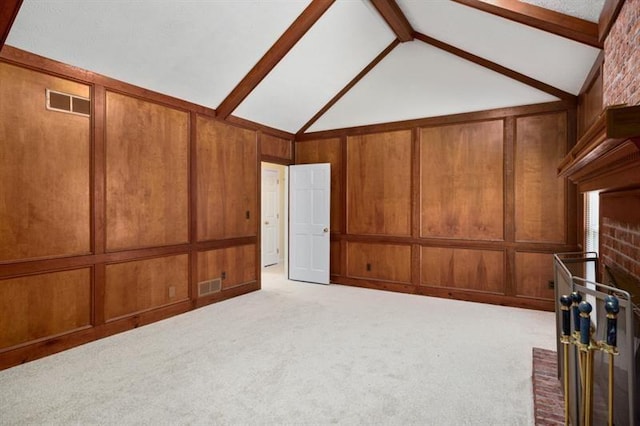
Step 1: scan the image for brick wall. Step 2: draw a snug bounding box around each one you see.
[603,0,640,106]
[600,217,640,281]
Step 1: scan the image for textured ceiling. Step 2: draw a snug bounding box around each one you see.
[398,0,600,95]
[519,0,607,22]
[5,0,608,134]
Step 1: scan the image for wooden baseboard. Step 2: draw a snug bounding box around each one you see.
[331,276,554,311]
[0,281,260,371]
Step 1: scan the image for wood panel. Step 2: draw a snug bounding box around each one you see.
[347,130,412,236]
[0,268,91,349]
[515,112,567,244]
[261,133,292,160]
[197,244,256,290]
[105,92,189,251]
[104,254,189,321]
[0,62,90,262]
[197,116,257,241]
[296,138,343,232]
[578,70,603,138]
[420,120,504,240]
[330,240,341,276]
[515,252,555,299]
[421,247,504,293]
[346,242,411,283]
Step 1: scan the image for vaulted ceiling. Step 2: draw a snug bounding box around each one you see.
[3,0,607,135]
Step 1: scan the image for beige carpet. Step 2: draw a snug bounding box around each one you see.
[0,265,556,425]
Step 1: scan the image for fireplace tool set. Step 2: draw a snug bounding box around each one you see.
[560,292,619,426]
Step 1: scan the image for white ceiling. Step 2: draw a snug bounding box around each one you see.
[6,0,310,109]
[398,0,601,95]
[5,0,607,134]
[309,41,557,132]
[234,0,395,132]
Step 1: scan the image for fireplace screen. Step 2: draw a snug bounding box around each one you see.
[554,253,639,426]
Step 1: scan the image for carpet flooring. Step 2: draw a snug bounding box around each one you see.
[0,265,556,425]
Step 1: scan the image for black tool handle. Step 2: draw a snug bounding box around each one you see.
[604,295,620,347]
[579,301,592,346]
[560,295,572,337]
[571,292,582,333]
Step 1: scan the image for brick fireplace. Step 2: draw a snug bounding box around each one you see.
[601,217,640,282]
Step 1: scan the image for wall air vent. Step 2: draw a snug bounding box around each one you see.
[46,89,90,116]
[198,278,222,297]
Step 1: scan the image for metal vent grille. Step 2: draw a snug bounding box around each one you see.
[46,89,90,117]
[198,278,222,297]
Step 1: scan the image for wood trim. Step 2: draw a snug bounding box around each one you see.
[566,108,578,245]
[451,0,601,48]
[332,276,554,311]
[600,188,640,224]
[579,50,604,95]
[296,39,399,135]
[598,0,625,42]
[369,0,414,42]
[504,117,516,244]
[575,143,640,192]
[334,233,576,253]
[340,136,348,234]
[0,0,22,48]
[215,0,335,119]
[226,115,294,140]
[558,105,640,179]
[411,128,421,238]
[189,113,198,301]
[0,47,294,139]
[297,100,574,140]
[92,85,106,255]
[0,275,259,370]
[414,32,574,101]
[255,131,262,282]
[93,264,105,326]
[411,244,420,288]
[195,237,258,252]
[261,154,294,166]
[416,284,554,311]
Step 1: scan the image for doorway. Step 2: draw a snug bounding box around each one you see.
[261,162,287,276]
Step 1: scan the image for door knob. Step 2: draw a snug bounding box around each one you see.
[323,227,328,233]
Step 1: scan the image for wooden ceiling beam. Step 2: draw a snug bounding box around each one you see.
[369,0,414,42]
[216,0,335,119]
[598,0,625,42]
[0,0,23,49]
[297,39,400,136]
[451,0,601,48]
[414,32,575,101]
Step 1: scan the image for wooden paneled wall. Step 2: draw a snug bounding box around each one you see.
[0,51,278,369]
[296,102,578,310]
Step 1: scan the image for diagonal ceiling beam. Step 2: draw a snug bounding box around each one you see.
[451,0,601,48]
[0,0,23,49]
[216,0,335,119]
[369,0,414,42]
[414,32,575,101]
[297,39,400,135]
[598,0,625,42]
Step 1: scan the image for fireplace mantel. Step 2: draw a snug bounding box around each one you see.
[558,105,640,192]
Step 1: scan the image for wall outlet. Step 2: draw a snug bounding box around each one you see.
[548,280,555,289]
[221,271,226,280]
[168,285,176,298]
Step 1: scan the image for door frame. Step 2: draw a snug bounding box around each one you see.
[260,162,288,272]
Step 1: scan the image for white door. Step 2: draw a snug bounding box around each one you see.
[262,168,279,267]
[289,163,330,284]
